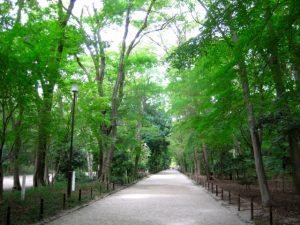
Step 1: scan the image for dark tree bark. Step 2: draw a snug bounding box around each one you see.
[194,148,201,177]
[11,110,23,190]
[74,6,110,182]
[0,163,3,202]
[238,59,272,206]
[104,0,157,184]
[202,144,210,181]
[34,0,76,186]
[34,90,53,186]
[0,102,18,202]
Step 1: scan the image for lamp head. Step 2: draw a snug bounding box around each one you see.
[72,84,79,93]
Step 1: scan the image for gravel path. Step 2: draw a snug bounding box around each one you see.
[47,170,249,225]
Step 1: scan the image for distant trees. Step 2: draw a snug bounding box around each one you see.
[74,0,174,184]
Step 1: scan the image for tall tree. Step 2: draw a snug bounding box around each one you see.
[33,0,77,186]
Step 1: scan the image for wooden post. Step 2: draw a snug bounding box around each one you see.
[238,194,240,211]
[91,187,93,199]
[40,199,44,219]
[216,185,218,196]
[78,189,82,201]
[228,190,231,204]
[63,193,66,209]
[6,206,10,225]
[221,188,223,200]
[282,172,285,192]
[211,183,214,193]
[269,206,273,225]
[251,197,254,220]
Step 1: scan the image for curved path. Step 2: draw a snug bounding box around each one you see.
[47,170,249,225]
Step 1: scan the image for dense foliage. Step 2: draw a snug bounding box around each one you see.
[0,0,299,210]
[0,0,173,202]
[167,0,300,206]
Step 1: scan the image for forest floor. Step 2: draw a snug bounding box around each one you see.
[45,170,250,225]
[0,178,122,225]
[193,175,300,225]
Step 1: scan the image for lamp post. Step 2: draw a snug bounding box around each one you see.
[67,84,78,197]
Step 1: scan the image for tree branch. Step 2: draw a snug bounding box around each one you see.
[75,55,92,82]
[115,0,133,102]
[131,16,175,50]
[146,35,169,55]
[196,0,233,47]
[59,0,77,28]
[125,0,157,57]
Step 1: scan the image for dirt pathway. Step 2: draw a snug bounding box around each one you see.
[46,170,251,225]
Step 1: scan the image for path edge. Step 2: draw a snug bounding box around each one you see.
[32,175,150,225]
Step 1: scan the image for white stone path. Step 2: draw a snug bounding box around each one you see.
[46,170,251,225]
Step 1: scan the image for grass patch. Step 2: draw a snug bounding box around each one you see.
[0,180,111,225]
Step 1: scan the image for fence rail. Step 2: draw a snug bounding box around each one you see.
[186,172,299,225]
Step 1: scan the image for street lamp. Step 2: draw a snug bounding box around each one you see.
[67,84,78,197]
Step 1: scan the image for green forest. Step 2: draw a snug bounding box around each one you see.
[0,0,300,224]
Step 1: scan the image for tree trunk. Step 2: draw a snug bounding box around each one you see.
[193,148,201,176]
[34,0,76,187]
[96,53,108,181]
[103,0,131,182]
[134,100,143,177]
[79,11,108,182]
[107,51,126,182]
[98,116,111,182]
[238,60,272,206]
[11,111,22,190]
[219,151,224,179]
[0,162,3,202]
[100,151,110,183]
[101,0,155,181]
[134,148,141,178]
[34,95,52,187]
[52,94,69,183]
[196,0,271,205]
[34,128,47,186]
[44,160,50,185]
[12,133,21,190]
[202,144,210,181]
[87,152,93,178]
[97,138,103,179]
[287,128,300,193]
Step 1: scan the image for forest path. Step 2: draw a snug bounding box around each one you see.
[46,170,250,225]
